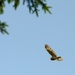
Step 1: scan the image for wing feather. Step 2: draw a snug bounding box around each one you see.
[45,44,57,57]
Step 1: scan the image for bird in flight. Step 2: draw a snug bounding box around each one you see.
[45,44,63,61]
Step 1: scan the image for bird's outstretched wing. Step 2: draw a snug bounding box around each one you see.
[45,44,57,57]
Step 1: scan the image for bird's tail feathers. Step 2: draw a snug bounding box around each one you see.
[56,56,63,61]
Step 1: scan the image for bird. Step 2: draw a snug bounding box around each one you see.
[45,44,63,61]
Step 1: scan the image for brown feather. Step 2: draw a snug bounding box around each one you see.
[45,44,57,57]
[45,44,63,61]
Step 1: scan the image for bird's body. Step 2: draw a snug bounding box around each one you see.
[45,44,63,61]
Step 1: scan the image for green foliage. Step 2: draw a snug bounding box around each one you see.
[0,21,9,35]
[13,0,20,10]
[7,0,14,3]
[0,0,5,14]
[25,0,52,16]
[0,0,52,16]
[0,0,52,35]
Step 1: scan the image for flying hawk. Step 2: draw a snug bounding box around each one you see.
[45,44,63,61]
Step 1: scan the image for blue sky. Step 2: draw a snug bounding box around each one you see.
[0,0,75,75]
